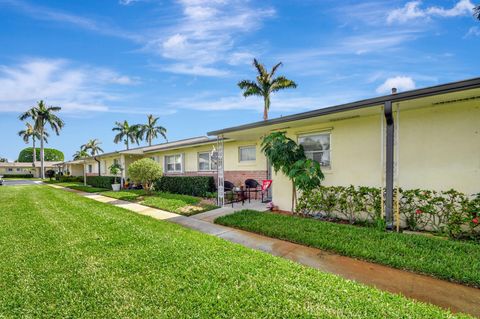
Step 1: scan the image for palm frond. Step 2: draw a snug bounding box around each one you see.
[270,62,283,77]
[474,5,480,19]
[253,58,267,76]
[271,76,297,92]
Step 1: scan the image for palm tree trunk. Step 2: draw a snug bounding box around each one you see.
[149,137,152,147]
[126,139,129,150]
[32,137,36,168]
[40,127,45,179]
[263,96,270,121]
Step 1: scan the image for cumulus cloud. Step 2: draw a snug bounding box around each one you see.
[387,0,474,24]
[143,0,275,76]
[376,76,416,94]
[0,58,137,113]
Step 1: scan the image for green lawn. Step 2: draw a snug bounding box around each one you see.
[102,190,217,216]
[215,210,480,287]
[44,181,109,193]
[0,185,468,318]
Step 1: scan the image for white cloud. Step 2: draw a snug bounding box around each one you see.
[376,76,416,94]
[1,0,141,41]
[119,0,141,5]
[143,0,275,76]
[387,0,474,24]
[0,58,138,113]
[465,26,480,37]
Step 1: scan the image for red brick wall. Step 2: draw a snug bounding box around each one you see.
[163,170,267,186]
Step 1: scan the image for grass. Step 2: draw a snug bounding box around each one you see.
[0,185,469,318]
[215,210,480,287]
[44,180,108,193]
[2,177,43,181]
[102,190,217,216]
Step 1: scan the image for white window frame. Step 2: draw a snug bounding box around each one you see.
[88,164,93,173]
[238,145,256,162]
[164,154,183,173]
[298,132,332,169]
[198,152,217,171]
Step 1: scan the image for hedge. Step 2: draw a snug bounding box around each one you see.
[55,175,84,183]
[86,176,116,189]
[18,147,64,162]
[1,174,34,178]
[155,176,216,197]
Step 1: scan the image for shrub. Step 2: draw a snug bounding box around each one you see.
[55,174,83,182]
[1,174,34,178]
[297,185,479,239]
[128,158,162,191]
[155,176,216,197]
[18,147,64,162]
[86,176,116,189]
[45,170,55,179]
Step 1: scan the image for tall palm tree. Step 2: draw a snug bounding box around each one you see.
[19,100,64,179]
[137,114,167,146]
[81,139,104,176]
[112,120,139,150]
[474,5,480,20]
[18,122,49,167]
[238,58,297,121]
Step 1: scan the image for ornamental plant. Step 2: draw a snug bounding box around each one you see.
[127,158,162,192]
[109,163,123,184]
[261,131,324,212]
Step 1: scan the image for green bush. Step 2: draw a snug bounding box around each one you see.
[155,176,216,197]
[86,176,116,189]
[1,174,34,178]
[297,185,479,240]
[18,147,64,162]
[128,158,162,191]
[55,174,83,183]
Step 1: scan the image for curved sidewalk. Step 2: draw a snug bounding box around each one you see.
[46,184,480,317]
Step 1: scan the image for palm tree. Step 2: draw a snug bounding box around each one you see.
[81,139,104,176]
[238,58,297,121]
[18,122,49,167]
[73,149,89,161]
[112,120,139,150]
[137,114,167,146]
[474,5,480,20]
[19,100,64,179]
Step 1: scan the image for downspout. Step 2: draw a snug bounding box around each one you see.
[94,156,101,176]
[384,100,394,229]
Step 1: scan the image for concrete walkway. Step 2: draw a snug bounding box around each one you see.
[46,184,480,317]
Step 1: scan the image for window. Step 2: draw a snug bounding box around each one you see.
[88,165,93,173]
[16,168,21,172]
[150,156,157,162]
[113,158,119,165]
[165,154,182,173]
[7,168,12,172]
[239,146,256,162]
[198,152,217,171]
[298,132,331,168]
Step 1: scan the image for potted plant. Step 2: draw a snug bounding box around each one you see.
[109,163,123,191]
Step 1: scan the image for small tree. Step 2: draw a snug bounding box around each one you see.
[261,132,324,212]
[127,158,162,192]
[109,163,123,184]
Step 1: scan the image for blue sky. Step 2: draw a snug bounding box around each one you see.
[0,0,479,161]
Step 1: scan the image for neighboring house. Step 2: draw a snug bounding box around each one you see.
[62,136,267,186]
[0,161,61,177]
[208,77,480,216]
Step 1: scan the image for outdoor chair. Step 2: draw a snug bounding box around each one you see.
[244,179,261,202]
[224,180,244,207]
[261,179,273,203]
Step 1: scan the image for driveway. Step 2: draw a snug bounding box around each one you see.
[1,180,43,186]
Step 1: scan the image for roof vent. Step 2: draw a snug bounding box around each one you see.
[391,87,397,94]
